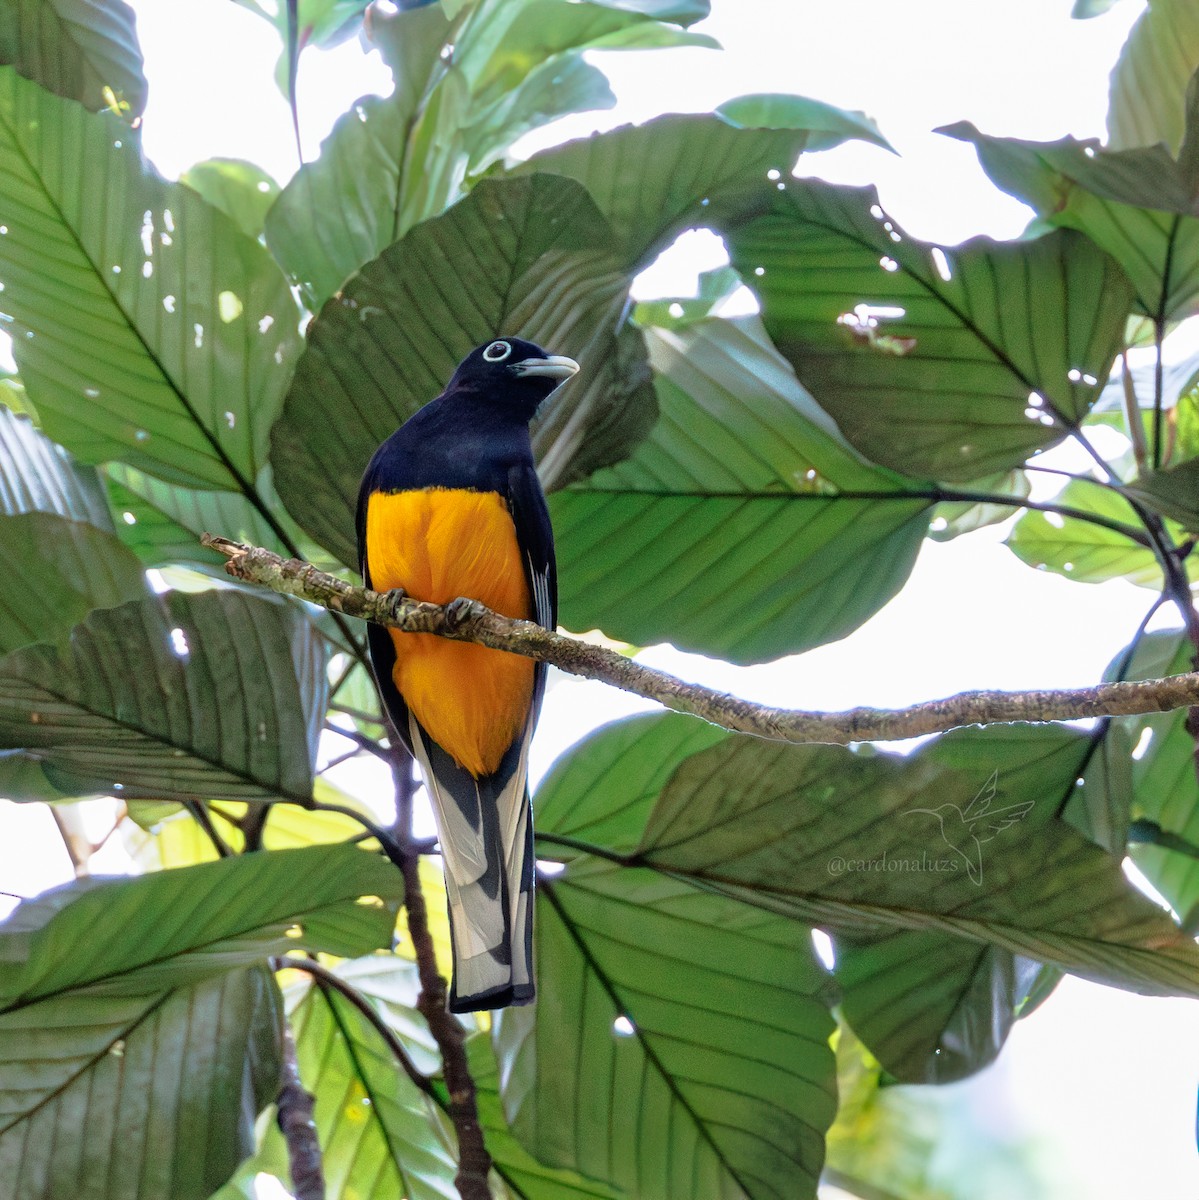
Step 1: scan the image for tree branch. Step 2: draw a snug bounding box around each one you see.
[388,745,493,1200]
[275,1020,325,1200]
[203,534,1199,745]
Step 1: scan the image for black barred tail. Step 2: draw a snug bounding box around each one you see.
[409,714,536,1013]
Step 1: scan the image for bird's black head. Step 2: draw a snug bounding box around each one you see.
[446,337,580,420]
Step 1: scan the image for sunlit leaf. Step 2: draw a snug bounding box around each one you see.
[0,843,402,1001]
[0,0,146,115]
[1006,480,1166,588]
[180,157,281,241]
[1107,6,1199,151]
[0,68,301,490]
[284,971,458,1200]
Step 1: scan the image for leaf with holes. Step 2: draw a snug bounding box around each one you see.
[943,121,1199,323]
[271,174,653,565]
[552,316,931,662]
[0,0,146,115]
[513,107,878,269]
[0,968,281,1200]
[722,178,1134,480]
[495,859,838,1200]
[0,590,326,805]
[0,68,301,491]
[266,0,710,308]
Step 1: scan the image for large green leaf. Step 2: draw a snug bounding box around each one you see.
[834,932,1042,1084]
[495,859,838,1200]
[263,1,451,309]
[1107,2,1199,151]
[0,591,326,804]
[0,511,146,653]
[271,175,652,566]
[0,844,402,1003]
[943,121,1199,321]
[1125,455,1199,530]
[1107,631,1199,921]
[0,67,302,490]
[284,970,458,1200]
[0,968,281,1200]
[552,316,931,661]
[466,1034,625,1200]
[629,729,1199,998]
[0,406,147,652]
[722,178,1135,480]
[513,106,885,270]
[0,0,146,115]
[265,0,710,308]
[102,462,338,573]
[831,726,1085,1084]
[535,713,727,855]
[1006,479,1166,588]
[0,405,109,525]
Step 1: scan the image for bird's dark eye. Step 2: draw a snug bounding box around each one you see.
[483,340,512,362]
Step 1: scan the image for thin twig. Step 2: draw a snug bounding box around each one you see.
[185,800,234,857]
[203,535,1199,745]
[329,702,386,725]
[384,745,492,1199]
[274,956,438,1101]
[1121,347,1149,474]
[324,721,391,761]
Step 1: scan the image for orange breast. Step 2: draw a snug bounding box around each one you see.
[365,488,534,778]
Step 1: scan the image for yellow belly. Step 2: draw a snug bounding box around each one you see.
[365,488,534,778]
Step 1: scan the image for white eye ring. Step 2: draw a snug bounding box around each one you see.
[483,340,512,362]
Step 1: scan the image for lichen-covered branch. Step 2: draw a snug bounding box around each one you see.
[201,534,1199,745]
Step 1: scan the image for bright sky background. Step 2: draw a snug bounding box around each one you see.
[3,1,1198,1197]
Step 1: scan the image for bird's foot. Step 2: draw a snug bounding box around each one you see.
[445,596,484,631]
